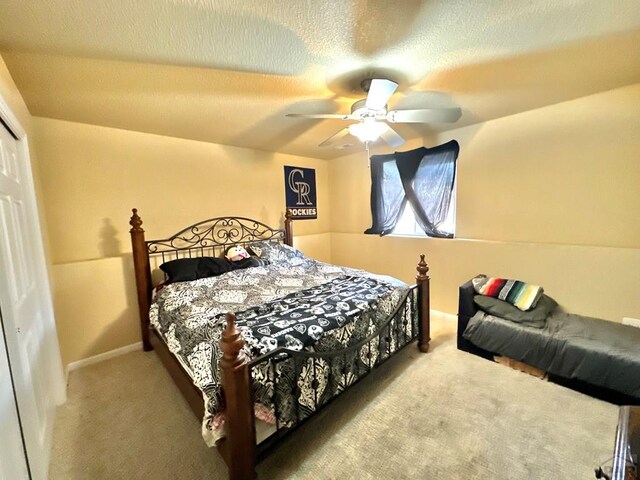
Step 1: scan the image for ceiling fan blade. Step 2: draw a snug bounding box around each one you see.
[286,113,353,120]
[319,128,351,147]
[387,108,462,124]
[380,126,405,148]
[365,79,398,111]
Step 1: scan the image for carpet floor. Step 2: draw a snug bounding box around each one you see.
[50,315,618,479]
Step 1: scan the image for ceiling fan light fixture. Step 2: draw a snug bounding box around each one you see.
[348,119,388,143]
[287,77,460,149]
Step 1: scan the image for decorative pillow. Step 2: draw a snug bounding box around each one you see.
[248,241,304,263]
[472,275,544,311]
[160,257,231,283]
[473,294,558,328]
[224,245,250,262]
[159,258,200,282]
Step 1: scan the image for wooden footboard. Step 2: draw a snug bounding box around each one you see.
[220,257,430,480]
[129,208,431,480]
[220,313,256,479]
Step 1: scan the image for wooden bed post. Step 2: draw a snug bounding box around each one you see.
[416,254,431,353]
[220,312,256,480]
[129,208,153,351]
[284,208,293,247]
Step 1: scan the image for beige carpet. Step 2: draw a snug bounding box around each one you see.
[50,316,618,479]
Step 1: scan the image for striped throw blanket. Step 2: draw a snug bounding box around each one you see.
[472,276,543,311]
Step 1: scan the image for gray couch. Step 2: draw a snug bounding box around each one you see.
[457,278,640,405]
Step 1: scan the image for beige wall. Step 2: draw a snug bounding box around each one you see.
[331,234,640,323]
[19,78,640,365]
[33,118,331,365]
[448,84,640,248]
[328,84,640,322]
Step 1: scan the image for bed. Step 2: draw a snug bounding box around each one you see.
[457,278,640,405]
[129,209,431,480]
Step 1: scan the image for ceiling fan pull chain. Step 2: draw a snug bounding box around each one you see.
[365,141,371,168]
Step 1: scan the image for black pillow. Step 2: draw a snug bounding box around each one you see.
[473,294,558,328]
[160,257,232,283]
[159,258,200,282]
[198,257,234,277]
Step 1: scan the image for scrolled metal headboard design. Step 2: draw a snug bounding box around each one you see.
[146,216,287,254]
[129,208,294,352]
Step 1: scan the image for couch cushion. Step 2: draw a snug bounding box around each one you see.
[474,294,557,328]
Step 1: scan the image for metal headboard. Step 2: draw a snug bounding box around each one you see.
[129,208,293,351]
[146,216,288,268]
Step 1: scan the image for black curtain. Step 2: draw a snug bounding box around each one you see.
[364,140,459,238]
[363,152,407,235]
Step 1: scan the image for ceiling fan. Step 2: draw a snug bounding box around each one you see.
[286,78,461,148]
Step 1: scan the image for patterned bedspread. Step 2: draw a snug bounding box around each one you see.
[236,275,395,354]
[149,243,408,446]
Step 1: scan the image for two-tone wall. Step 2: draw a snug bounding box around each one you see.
[13,66,640,366]
[328,83,640,323]
[31,118,331,365]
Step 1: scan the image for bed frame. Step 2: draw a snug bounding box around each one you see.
[129,208,431,480]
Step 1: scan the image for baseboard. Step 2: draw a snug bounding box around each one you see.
[64,312,452,377]
[65,342,142,381]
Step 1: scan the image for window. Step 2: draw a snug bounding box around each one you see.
[364,141,459,238]
[392,180,456,236]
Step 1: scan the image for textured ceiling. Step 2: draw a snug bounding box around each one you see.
[1,0,640,159]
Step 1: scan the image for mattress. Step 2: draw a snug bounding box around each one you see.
[149,244,412,445]
[463,310,640,399]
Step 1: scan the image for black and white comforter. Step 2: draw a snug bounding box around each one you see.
[150,243,410,445]
[236,275,395,354]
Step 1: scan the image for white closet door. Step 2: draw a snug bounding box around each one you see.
[0,119,60,479]
[0,310,29,480]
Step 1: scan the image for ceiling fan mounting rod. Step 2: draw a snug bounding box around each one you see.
[360,78,373,93]
[350,98,387,117]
